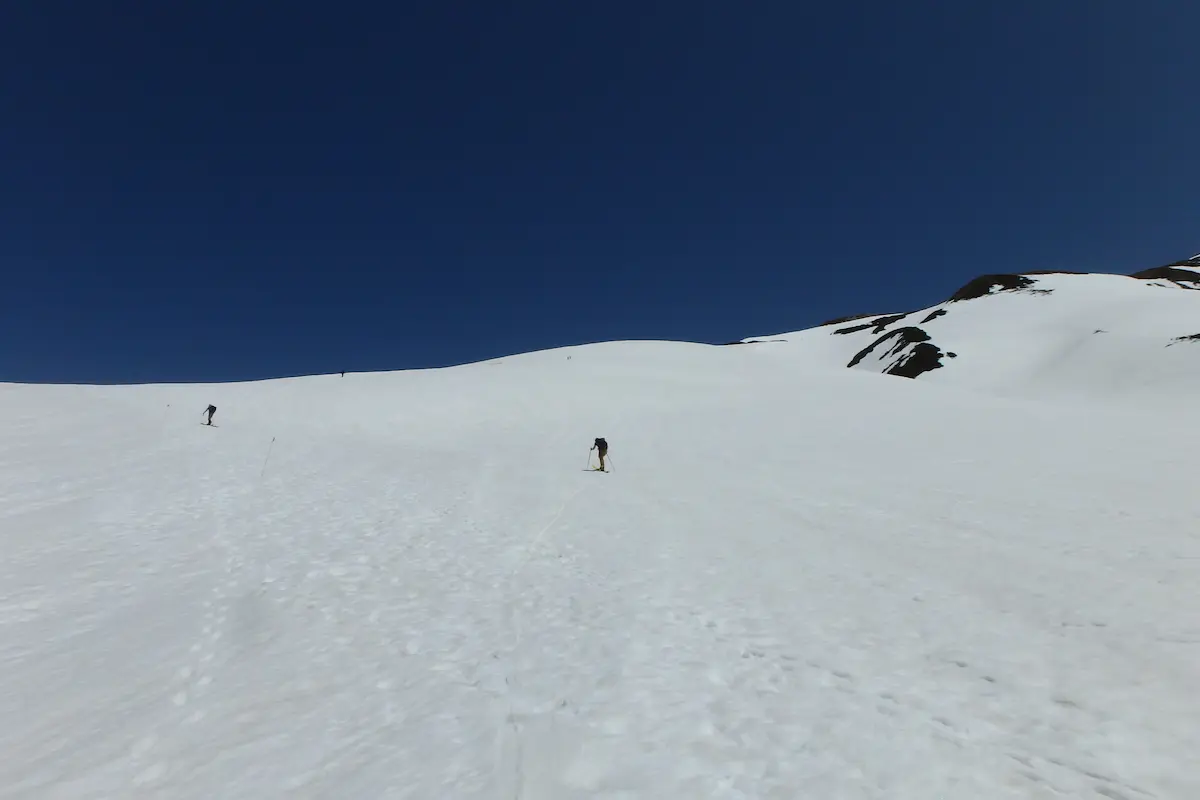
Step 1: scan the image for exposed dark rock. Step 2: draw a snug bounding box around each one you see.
[948,274,1038,302]
[847,327,945,379]
[946,352,957,358]
[835,313,909,336]
[1167,333,1200,346]
[868,313,908,331]
[921,309,948,324]
[721,338,787,345]
[1022,270,1088,276]
[818,312,880,327]
[1129,266,1200,288]
[847,329,914,368]
[890,342,945,378]
[832,323,874,335]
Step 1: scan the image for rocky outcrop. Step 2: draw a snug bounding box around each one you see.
[833,313,911,336]
[847,327,945,379]
[749,252,1200,385]
[1129,266,1200,288]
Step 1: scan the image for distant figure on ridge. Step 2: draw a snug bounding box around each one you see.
[203,404,217,426]
[591,437,608,472]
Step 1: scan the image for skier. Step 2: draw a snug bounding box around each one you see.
[591,437,608,472]
[203,404,217,425]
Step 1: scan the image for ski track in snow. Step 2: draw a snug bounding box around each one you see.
[1,343,1199,798]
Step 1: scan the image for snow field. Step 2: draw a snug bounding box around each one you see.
[1,340,1198,798]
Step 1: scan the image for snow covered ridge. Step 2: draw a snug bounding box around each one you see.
[743,257,1200,399]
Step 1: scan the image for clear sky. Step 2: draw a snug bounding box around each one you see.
[3,1,1198,383]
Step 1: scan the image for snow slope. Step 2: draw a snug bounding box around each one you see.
[2,340,1198,799]
[744,265,1200,404]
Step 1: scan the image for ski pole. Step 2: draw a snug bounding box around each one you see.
[260,437,276,479]
[585,449,593,470]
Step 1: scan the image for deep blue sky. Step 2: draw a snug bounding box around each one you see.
[3,1,1198,383]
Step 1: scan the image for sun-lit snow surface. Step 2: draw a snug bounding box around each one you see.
[745,270,1200,402]
[3,338,1200,798]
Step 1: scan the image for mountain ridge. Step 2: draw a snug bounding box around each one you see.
[742,254,1200,400]
[800,254,1200,331]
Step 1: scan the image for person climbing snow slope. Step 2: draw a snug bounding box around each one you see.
[203,404,217,425]
[591,437,608,471]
